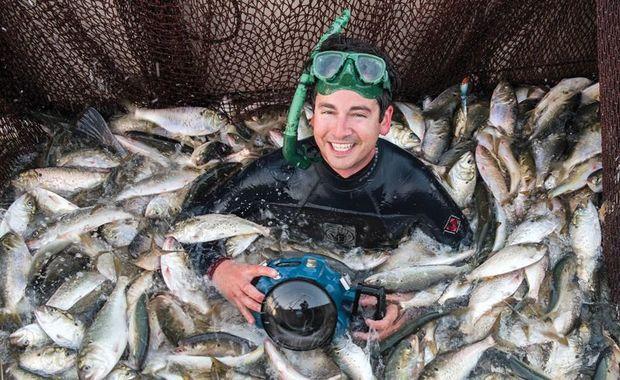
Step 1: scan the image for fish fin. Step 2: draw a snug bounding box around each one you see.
[76,107,128,157]
[490,311,516,351]
[210,358,230,378]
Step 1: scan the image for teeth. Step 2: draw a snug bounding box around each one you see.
[331,143,354,152]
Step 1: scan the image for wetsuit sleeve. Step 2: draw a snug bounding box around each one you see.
[402,165,473,248]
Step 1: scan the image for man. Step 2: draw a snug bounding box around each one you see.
[181,35,471,341]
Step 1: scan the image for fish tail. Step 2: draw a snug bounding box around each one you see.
[76,107,128,157]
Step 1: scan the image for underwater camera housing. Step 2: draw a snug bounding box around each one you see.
[253,254,386,351]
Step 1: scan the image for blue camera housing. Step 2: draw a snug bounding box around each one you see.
[253,254,357,340]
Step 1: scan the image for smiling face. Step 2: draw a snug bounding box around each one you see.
[311,90,393,178]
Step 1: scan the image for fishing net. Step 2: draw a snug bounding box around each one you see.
[0,0,618,298]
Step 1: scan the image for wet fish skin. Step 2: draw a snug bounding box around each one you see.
[549,156,602,198]
[475,145,509,205]
[56,148,120,169]
[364,264,470,292]
[330,336,375,380]
[422,117,452,163]
[46,271,108,311]
[0,192,37,238]
[12,167,110,198]
[127,293,149,370]
[419,335,494,380]
[34,305,85,350]
[570,199,601,292]
[264,338,311,380]
[9,323,52,348]
[160,237,211,314]
[151,293,196,345]
[466,243,546,280]
[385,335,424,380]
[28,188,79,216]
[19,346,76,376]
[131,106,228,136]
[445,151,476,208]
[170,213,270,244]
[115,169,199,201]
[489,81,518,137]
[453,102,489,144]
[78,276,130,380]
[0,232,32,312]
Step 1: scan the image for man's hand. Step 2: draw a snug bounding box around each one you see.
[352,295,404,341]
[211,260,279,324]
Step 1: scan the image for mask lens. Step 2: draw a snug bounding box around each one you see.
[355,55,385,84]
[261,279,337,350]
[313,52,345,80]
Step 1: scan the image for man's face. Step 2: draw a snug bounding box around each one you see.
[312,90,393,178]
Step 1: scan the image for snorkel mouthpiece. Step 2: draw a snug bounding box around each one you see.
[283,9,351,169]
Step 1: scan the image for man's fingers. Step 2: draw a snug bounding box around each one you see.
[235,300,255,325]
[365,304,399,330]
[239,294,262,313]
[352,331,370,341]
[359,294,377,307]
[243,283,266,304]
[251,265,280,279]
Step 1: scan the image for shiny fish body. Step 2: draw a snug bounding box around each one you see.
[145,187,188,219]
[394,101,425,140]
[549,156,602,198]
[364,264,470,292]
[160,237,211,314]
[570,200,602,291]
[385,335,424,380]
[9,323,52,348]
[29,188,78,216]
[27,206,134,251]
[12,167,110,198]
[422,117,452,163]
[506,215,561,246]
[466,243,546,280]
[46,271,108,311]
[77,276,129,380]
[453,102,489,144]
[419,335,494,380]
[489,81,518,136]
[0,193,36,238]
[132,106,227,136]
[264,338,311,380]
[56,148,120,169]
[475,145,509,205]
[170,213,270,244]
[445,151,476,208]
[0,232,32,312]
[19,346,76,377]
[330,336,375,380]
[115,169,199,201]
[226,233,260,257]
[34,305,85,350]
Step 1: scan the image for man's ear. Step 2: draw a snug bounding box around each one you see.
[379,105,394,136]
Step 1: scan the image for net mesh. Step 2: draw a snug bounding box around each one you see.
[1,0,619,298]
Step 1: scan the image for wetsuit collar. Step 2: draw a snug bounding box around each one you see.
[316,144,380,191]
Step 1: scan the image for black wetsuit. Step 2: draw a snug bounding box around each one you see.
[180,138,472,275]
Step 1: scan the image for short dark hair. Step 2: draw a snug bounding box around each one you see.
[306,35,399,120]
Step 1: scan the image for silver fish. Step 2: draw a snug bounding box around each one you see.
[19,346,76,377]
[226,233,260,257]
[330,336,375,380]
[56,148,120,169]
[129,106,228,136]
[445,151,476,208]
[0,232,32,312]
[78,276,129,380]
[170,213,270,244]
[364,264,470,292]
[9,323,52,348]
[419,335,494,380]
[570,200,601,292]
[394,101,426,141]
[489,81,517,137]
[466,243,546,280]
[12,167,110,198]
[29,188,79,216]
[0,192,36,238]
[264,338,311,380]
[45,271,108,311]
[115,169,199,201]
[475,145,509,205]
[384,334,424,380]
[34,305,85,350]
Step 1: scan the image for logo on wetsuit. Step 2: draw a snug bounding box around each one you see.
[322,222,356,246]
[443,215,462,235]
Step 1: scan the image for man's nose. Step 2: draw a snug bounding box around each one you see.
[331,115,350,138]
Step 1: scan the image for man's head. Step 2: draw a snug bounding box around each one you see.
[307,36,399,178]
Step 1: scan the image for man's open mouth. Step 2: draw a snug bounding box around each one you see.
[330,142,354,152]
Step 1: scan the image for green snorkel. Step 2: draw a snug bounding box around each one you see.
[283,9,351,169]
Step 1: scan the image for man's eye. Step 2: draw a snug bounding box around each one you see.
[321,110,334,115]
[353,113,367,118]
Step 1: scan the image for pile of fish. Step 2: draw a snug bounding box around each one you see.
[0,76,615,379]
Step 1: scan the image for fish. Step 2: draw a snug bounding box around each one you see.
[525,77,592,140]
[0,192,36,238]
[419,335,495,380]
[549,155,602,198]
[45,271,108,311]
[160,237,211,314]
[34,305,85,350]
[151,293,196,345]
[127,293,149,370]
[475,145,510,205]
[505,215,562,246]
[364,264,470,292]
[226,233,260,257]
[127,105,228,136]
[77,276,129,380]
[29,188,79,216]
[170,213,270,244]
[444,151,477,208]
[9,323,52,348]
[12,167,110,198]
[382,121,421,151]
[489,81,518,136]
[27,206,135,251]
[0,232,32,313]
[115,169,199,201]
[394,101,425,141]
[453,102,489,144]
[569,200,602,292]
[384,335,424,380]
[19,346,77,377]
[56,148,120,169]
[330,336,375,380]
[264,338,312,380]
[176,332,256,356]
[466,243,546,281]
